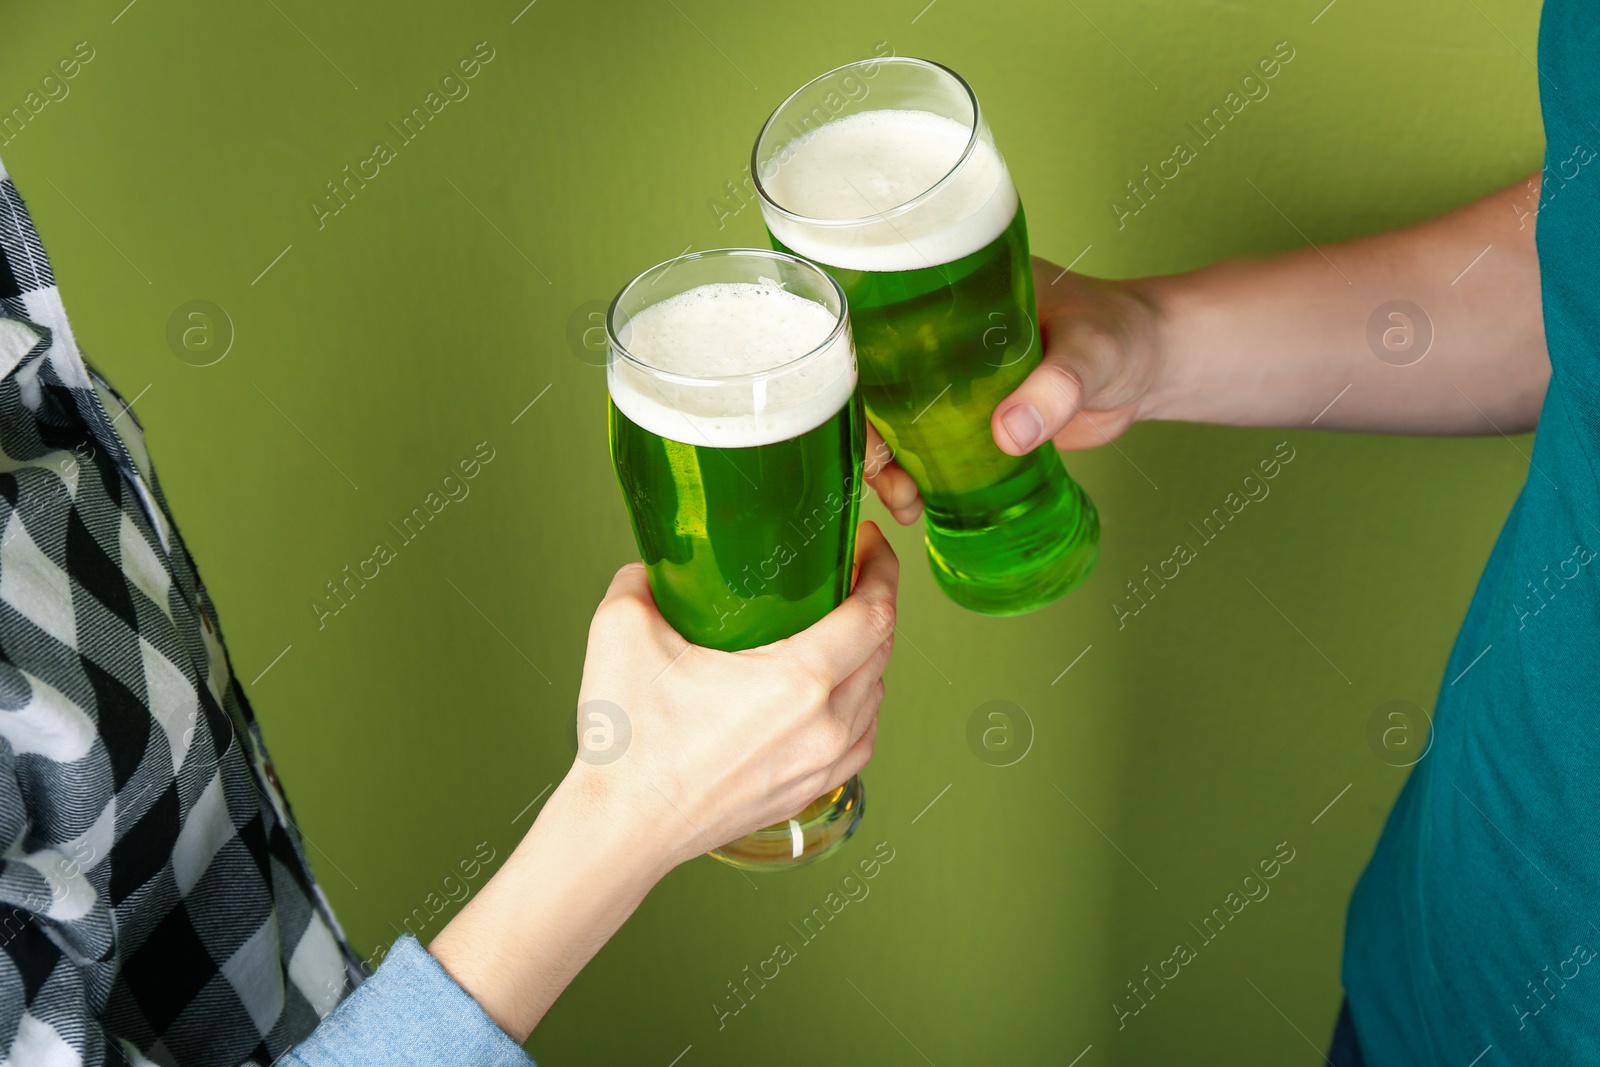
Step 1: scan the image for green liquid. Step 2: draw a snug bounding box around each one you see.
[772,204,1097,615]
[608,396,864,651]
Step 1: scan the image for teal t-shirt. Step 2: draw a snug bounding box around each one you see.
[1342,1,1600,1062]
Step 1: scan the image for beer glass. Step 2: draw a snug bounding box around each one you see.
[752,58,1099,615]
[606,248,866,871]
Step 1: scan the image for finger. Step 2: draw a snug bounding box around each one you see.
[821,716,879,797]
[592,561,686,658]
[864,423,923,525]
[783,522,900,683]
[601,561,653,605]
[990,254,1081,457]
[993,262,1122,456]
[863,421,894,479]
[992,352,1085,455]
[829,635,892,742]
[871,465,924,525]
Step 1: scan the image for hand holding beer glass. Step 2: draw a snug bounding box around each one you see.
[753,58,1099,615]
[606,248,872,870]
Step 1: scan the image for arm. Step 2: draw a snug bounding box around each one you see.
[0,525,895,1067]
[864,174,1549,519]
[1134,174,1548,437]
[423,522,899,1042]
[287,526,896,1063]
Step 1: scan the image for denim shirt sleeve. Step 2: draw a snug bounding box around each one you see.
[279,936,536,1067]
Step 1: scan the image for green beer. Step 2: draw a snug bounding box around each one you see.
[606,248,866,870]
[753,59,1099,615]
[608,397,863,651]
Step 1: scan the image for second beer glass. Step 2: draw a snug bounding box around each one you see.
[607,248,866,871]
[752,58,1099,616]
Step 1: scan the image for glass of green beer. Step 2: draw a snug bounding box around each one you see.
[606,247,867,871]
[751,57,1098,615]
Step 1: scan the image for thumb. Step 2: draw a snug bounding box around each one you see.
[994,259,1159,454]
[992,349,1087,455]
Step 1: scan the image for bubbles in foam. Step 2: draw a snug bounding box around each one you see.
[761,109,1018,273]
[609,281,856,448]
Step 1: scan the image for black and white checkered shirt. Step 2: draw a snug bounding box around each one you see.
[0,158,362,1065]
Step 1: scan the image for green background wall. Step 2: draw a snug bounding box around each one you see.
[0,1,1544,1062]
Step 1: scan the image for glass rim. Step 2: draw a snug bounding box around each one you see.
[605,247,851,387]
[749,56,983,229]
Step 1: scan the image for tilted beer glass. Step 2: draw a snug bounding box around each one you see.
[752,58,1098,615]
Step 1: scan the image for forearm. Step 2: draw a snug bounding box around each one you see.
[1138,174,1549,434]
[427,764,673,1044]
[416,537,897,1044]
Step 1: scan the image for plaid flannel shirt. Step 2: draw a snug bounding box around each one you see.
[0,157,364,1065]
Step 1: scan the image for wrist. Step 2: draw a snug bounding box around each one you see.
[1120,270,1190,424]
[427,764,676,1042]
[549,759,682,886]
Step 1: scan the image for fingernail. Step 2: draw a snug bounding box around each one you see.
[1002,404,1044,451]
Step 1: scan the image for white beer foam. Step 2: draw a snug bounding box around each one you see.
[609,281,856,448]
[761,109,1018,273]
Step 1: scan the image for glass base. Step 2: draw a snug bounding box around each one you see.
[712,775,865,872]
[925,464,1099,616]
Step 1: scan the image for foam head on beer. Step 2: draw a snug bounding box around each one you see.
[609,281,856,448]
[760,108,1019,272]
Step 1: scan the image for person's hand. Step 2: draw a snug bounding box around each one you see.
[430,525,897,1041]
[565,521,900,872]
[992,256,1166,453]
[864,255,1165,520]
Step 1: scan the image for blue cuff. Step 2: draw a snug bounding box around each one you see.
[280,935,536,1067]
